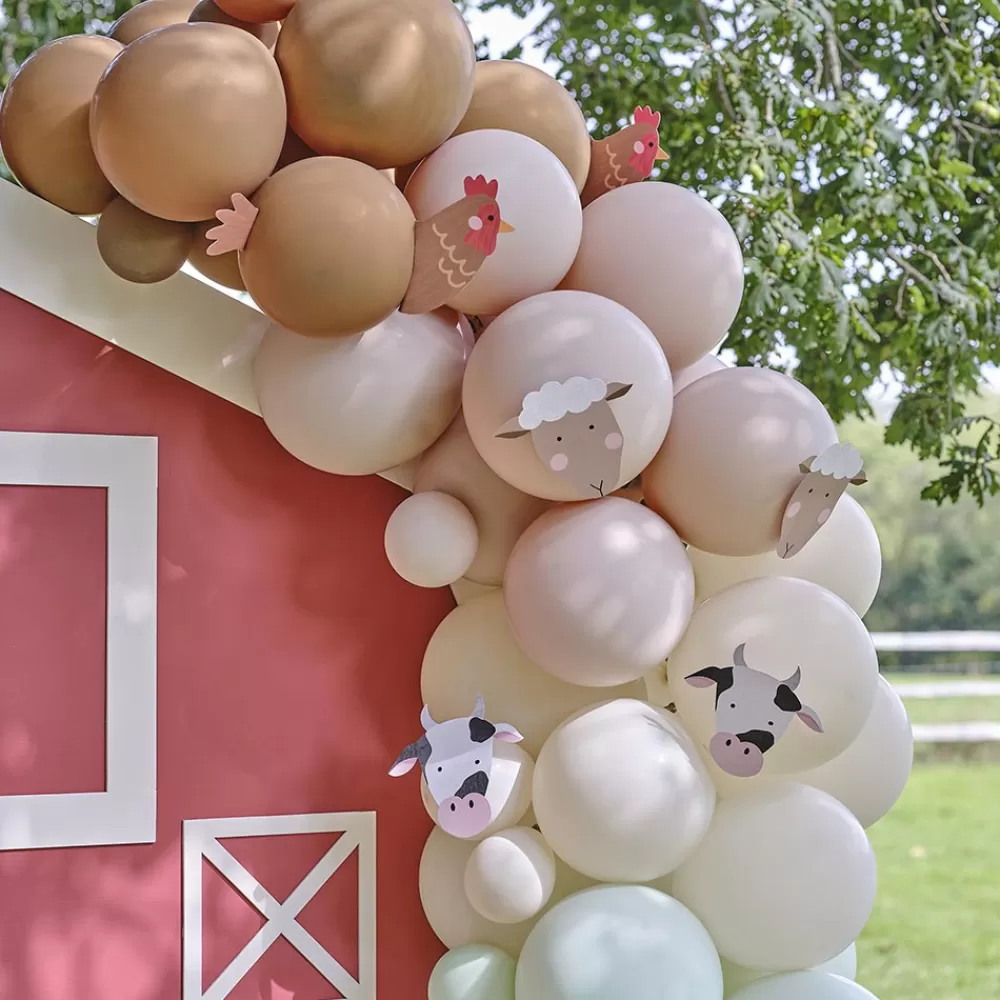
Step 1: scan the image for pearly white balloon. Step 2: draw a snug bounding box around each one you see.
[464,827,556,924]
[384,491,479,588]
[729,972,878,1000]
[721,943,857,996]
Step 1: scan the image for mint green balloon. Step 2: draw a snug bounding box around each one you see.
[429,945,516,1000]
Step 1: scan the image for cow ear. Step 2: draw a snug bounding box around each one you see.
[605,381,633,401]
[797,705,824,733]
[496,416,530,439]
[493,723,524,744]
[685,666,732,688]
[388,756,419,777]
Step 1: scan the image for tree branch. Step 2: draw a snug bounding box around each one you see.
[914,247,954,284]
[887,250,937,292]
[693,0,737,121]
[824,29,843,97]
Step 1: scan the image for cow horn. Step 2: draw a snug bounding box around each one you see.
[733,643,748,668]
[420,704,437,730]
[472,694,486,719]
[780,667,802,690]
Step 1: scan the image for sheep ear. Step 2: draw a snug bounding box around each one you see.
[495,416,530,439]
[605,382,633,401]
[799,458,816,474]
[850,470,868,486]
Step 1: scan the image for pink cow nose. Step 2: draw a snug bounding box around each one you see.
[438,794,492,838]
[709,732,764,778]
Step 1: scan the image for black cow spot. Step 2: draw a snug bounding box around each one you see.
[469,718,497,743]
[773,684,803,713]
[738,729,776,753]
[685,666,735,706]
[455,771,489,798]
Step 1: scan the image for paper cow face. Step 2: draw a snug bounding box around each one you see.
[388,697,523,838]
[495,377,633,498]
[685,643,823,777]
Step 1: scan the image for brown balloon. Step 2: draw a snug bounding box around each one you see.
[188,0,279,47]
[187,221,246,289]
[215,0,294,23]
[110,0,198,44]
[97,196,194,283]
[394,159,422,193]
[235,156,415,336]
[276,0,475,168]
[452,60,592,193]
[90,22,286,222]
[0,35,122,215]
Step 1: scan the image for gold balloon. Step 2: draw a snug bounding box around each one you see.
[239,157,416,337]
[188,220,246,289]
[110,0,198,44]
[188,0,279,47]
[276,0,475,168]
[453,61,592,193]
[90,22,286,222]
[215,0,294,23]
[97,196,194,283]
[0,36,122,215]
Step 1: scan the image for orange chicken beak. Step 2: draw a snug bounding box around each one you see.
[655,146,670,161]
[499,219,515,233]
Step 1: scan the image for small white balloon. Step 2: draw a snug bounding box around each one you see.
[429,945,516,1000]
[464,827,556,924]
[406,129,583,315]
[385,491,479,587]
[673,354,728,394]
[688,495,882,617]
[533,699,715,882]
[800,676,913,828]
[516,885,723,1000]
[673,784,876,971]
[730,972,878,1000]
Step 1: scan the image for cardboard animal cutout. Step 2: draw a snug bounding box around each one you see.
[581,105,669,206]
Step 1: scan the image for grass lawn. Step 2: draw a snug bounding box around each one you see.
[900,697,1000,726]
[857,763,1000,1000]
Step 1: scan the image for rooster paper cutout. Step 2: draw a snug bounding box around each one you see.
[581,106,669,207]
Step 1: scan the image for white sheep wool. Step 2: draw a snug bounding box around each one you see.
[462,289,673,501]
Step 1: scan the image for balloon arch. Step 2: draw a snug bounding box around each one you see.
[0,0,912,997]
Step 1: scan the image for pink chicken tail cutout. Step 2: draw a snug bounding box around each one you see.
[205,193,259,257]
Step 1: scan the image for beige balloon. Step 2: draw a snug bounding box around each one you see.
[96,197,194,283]
[110,0,198,43]
[504,498,695,687]
[643,367,838,557]
[462,290,673,502]
[276,0,475,168]
[187,221,246,290]
[384,492,478,588]
[253,314,466,476]
[673,353,728,394]
[464,827,557,924]
[451,60,592,193]
[421,590,645,757]
[188,0,279,47]
[0,35,122,215]
[414,413,552,586]
[689,494,882,617]
[561,182,745,370]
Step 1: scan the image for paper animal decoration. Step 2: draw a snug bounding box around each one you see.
[388,697,523,838]
[778,442,867,559]
[495,377,633,498]
[581,105,669,207]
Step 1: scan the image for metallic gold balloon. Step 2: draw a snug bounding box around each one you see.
[215,0,294,23]
[97,196,194,283]
[453,60,592,193]
[0,36,122,215]
[110,0,198,44]
[238,157,416,337]
[90,22,286,222]
[276,0,475,169]
[188,0,279,47]
[188,220,246,289]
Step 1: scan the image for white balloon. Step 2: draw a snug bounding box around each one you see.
[721,944,857,997]
[673,784,877,970]
[817,944,858,981]
[464,827,556,924]
[730,972,877,1000]
[385,491,479,587]
[673,354,728,394]
[420,740,534,841]
[688,495,882,617]
[405,129,583,315]
[533,699,715,882]
[667,577,879,780]
[516,885,723,1000]
[800,676,913,828]
[254,314,466,476]
[429,945,516,1000]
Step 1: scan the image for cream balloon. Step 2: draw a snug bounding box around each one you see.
[421,591,645,757]
[673,354,728,394]
[429,945,516,1000]
[450,578,498,605]
[689,494,882,617]
[561,182,744,371]
[722,944,857,997]
[253,315,466,476]
[420,740,534,841]
[643,367,838,557]
[800,676,913,829]
[462,290,673,502]
[730,972,877,1000]
[533,700,715,882]
[384,492,478,588]
[504,499,694,687]
[668,577,878,778]
[516,885,724,1000]
[405,129,582,315]
[673,784,877,971]
[464,827,556,924]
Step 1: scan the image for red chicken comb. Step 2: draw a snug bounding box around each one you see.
[633,105,661,129]
[464,174,500,199]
